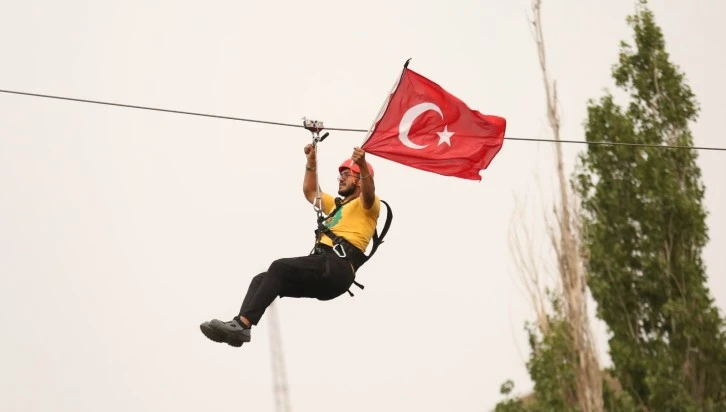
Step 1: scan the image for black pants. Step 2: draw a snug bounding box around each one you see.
[238,246,356,325]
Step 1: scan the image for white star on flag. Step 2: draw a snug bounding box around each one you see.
[436,125,454,146]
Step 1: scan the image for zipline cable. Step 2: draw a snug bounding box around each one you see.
[1,88,725,152]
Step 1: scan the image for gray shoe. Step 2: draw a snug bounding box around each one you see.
[200,319,251,347]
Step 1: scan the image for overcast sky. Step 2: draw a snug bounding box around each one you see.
[1,1,724,411]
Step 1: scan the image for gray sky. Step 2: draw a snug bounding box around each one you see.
[1,1,724,411]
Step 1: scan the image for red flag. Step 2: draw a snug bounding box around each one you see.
[362,67,506,181]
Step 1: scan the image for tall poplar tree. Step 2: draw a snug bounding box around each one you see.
[575,1,726,410]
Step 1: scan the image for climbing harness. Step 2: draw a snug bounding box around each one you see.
[302,119,394,296]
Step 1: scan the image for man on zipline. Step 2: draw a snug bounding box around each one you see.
[200,144,381,347]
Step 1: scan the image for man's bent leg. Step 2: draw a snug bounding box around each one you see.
[238,255,326,325]
[201,254,328,347]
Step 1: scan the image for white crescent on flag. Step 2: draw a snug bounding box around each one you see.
[397,102,443,150]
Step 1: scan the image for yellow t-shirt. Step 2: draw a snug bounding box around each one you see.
[318,192,381,252]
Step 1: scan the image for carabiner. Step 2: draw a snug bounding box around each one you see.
[333,243,347,258]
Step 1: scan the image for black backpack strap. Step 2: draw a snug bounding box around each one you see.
[366,199,393,260]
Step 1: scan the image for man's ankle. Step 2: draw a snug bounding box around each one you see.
[238,316,252,328]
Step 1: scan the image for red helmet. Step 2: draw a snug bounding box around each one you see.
[338,159,374,177]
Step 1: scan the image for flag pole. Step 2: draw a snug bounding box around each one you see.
[359,58,411,147]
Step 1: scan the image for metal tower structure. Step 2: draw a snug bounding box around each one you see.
[267,300,291,412]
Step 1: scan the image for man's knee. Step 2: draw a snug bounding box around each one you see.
[267,259,283,273]
[250,272,266,287]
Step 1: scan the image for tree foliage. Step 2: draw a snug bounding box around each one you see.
[494,295,585,412]
[575,1,726,410]
[495,2,726,411]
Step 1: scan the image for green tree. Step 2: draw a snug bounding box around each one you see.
[575,1,726,410]
[494,298,583,412]
[521,307,582,412]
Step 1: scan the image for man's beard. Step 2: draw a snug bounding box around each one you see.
[338,185,355,197]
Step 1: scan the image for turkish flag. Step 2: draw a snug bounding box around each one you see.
[362,68,506,181]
